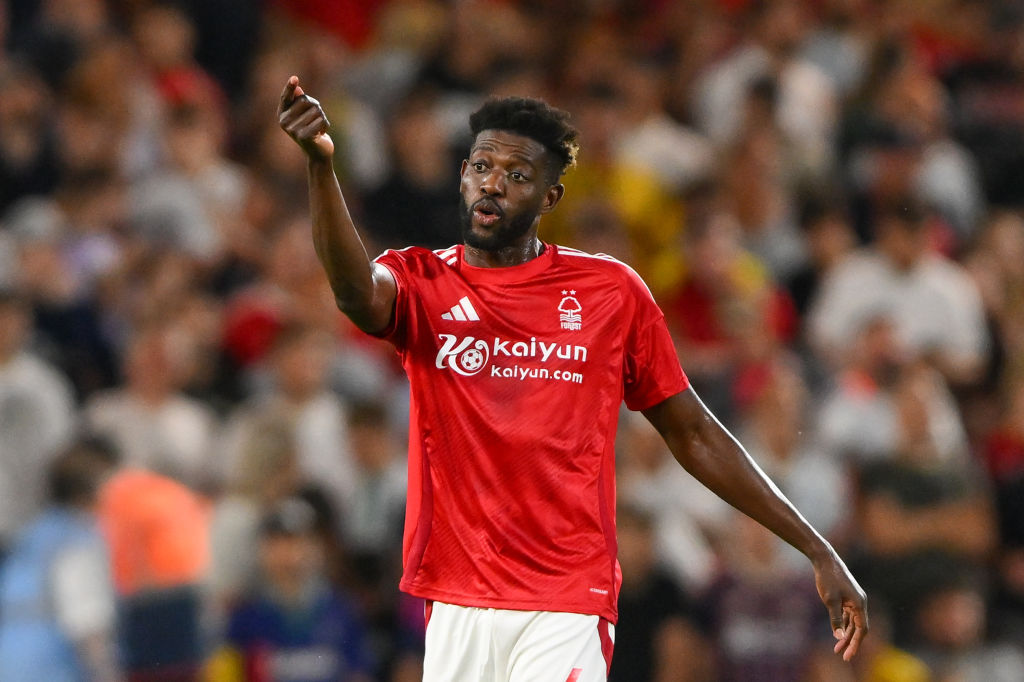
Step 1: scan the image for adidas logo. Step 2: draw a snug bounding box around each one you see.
[441,296,479,321]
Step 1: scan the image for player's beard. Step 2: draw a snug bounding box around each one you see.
[459,195,538,252]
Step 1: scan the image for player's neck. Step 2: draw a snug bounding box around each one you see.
[463,237,544,268]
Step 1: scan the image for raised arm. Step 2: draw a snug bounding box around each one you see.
[643,387,869,661]
[277,76,396,334]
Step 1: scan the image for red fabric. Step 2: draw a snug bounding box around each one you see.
[983,429,1024,483]
[154,67,225,111]
[373,244,688,623]
[272,0,386,50]
[668,279,723,345]
[910,23,985,75]
[667,279,797,346]
[222,298,283,367]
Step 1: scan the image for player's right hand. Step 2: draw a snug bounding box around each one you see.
[278,75,334,160]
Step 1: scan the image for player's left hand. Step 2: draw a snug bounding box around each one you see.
[813,552,868,661]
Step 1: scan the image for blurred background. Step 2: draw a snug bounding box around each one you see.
[1,0,1024,680]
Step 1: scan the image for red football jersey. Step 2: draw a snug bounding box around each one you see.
[373,243,689,622]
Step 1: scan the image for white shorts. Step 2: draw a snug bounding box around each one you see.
[422,601,615,682]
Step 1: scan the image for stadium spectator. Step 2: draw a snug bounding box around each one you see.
[0,287,75,556]
[221,322,356,521]
[966,211,1024,389]
[808,198,988,385]
[816,318,968,466]
[735,353,851,556]
[0,439,120,682]
[853,363,996,645]
[5,0,1024,676]
[722,105,808,281]
[613,57,716,197]
[609,505,707,682]
[844,48,985,244]
[340,401,406,562]
[798,0,874,98]
[212,497,374,682]
[360,90,461,252]
[785,190,857,321]
[85,324,218,489]
[208,416,301,612]
[907,563,1024,682]
[617,409,731,593]
[97,447,210,680]
[693,0,838,177]
[664,207,797,422]
[696,512,825,682]
[0,61,59,214]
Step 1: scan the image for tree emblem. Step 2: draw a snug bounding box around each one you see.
[559,290,583,331]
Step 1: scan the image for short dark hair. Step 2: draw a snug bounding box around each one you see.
[877,196,929,230]
[48,437,119,506]
[469,96,580,179]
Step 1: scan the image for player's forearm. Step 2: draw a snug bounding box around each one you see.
[307,157,389,331]
[645,391,835,563]
[685,421,833,561]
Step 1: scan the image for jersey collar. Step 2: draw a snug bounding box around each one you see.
[456,242,556,284]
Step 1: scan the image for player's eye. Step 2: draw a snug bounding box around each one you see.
[472,162,486,172]
[510,171,527,182]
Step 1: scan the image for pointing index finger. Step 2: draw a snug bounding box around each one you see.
[279,75,300,112]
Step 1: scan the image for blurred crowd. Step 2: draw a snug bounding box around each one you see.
[2,0,1024,680]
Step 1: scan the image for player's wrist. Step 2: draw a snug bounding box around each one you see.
[306,151,335,170]
[805,538,839,567]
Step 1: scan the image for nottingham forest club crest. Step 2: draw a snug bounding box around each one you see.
[558,290,582,331]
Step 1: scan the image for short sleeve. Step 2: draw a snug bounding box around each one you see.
[621,268,689,411]
[371,249,413,348]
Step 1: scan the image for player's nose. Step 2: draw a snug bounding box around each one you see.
[479,170,504,196]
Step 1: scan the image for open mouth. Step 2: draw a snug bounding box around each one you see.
[472,199,503,226]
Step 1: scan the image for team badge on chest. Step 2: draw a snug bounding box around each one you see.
[558,290,582,331]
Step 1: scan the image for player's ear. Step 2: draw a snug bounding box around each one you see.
[540,183,564,214]
[460,159,469,178]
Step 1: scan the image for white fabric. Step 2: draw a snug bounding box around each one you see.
[738,430,852,568]
[85,389,217,487]
[51,542,116,641]
[693,45,837,174]
[340,456,407,553]
[220,392,356,514]
[816,372,968,465]
[0,352,75,542]
[614,114,716,193]
[808,251,987,365]
[207,496,262,602]
[423,602,613,682]
[619,455,731,592]
[915,139,985,241]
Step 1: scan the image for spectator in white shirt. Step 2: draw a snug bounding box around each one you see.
[0,289,75,551]
[221,323,356,522]
[84,324,217,489]
[809,198,987,386]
